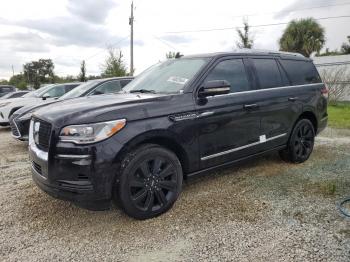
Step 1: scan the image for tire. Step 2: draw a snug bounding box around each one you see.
[114,144,183,220]
[279,119,315,163]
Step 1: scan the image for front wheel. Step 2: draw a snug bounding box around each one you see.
[115,144,183,220]
[279,119,315,163]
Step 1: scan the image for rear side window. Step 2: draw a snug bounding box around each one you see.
[280,59,321,85]
[253,59,282,89]
[205,59,250,93]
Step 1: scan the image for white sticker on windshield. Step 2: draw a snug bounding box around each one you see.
[167,76,188,85]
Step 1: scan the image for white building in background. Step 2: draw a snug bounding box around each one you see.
[313,54,350,101]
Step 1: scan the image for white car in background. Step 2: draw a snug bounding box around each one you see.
[0,83,80,126]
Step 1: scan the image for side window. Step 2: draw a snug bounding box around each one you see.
[120,79,132,88]
[280,60,321,85]
[43,85,66,97]
[205,59,250,93]
[92,81,122,95]
[253,59,282,89]
[65,85,77,93]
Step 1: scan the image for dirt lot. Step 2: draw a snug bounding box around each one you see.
[0,127,349,261]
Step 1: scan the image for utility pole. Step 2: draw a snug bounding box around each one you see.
[11,65,14,76]
[129,1,134,76]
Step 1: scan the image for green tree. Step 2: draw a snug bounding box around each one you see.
[79,60,87,82]
[166,52,176,59]
[101,48,127,77]
[236,20,253,49]
[23,59,55,89]
[0,79,8,85]
[341,36,350,54]
[9,74,27,90]
[279,18,325,57]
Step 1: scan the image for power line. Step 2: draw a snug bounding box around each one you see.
[231,1,350,19]
[161,15,350,34]
[152,35,178,51]
[84,35,130,61]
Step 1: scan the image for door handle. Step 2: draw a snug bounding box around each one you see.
[243,104,259,110]
[288,97,298,102]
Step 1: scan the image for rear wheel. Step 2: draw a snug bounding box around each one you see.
[279,119,315,163]
[115,144,183,220]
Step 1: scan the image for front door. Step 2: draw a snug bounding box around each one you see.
[195,57,261,169]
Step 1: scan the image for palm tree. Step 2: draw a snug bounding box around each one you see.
[279,18,325,57]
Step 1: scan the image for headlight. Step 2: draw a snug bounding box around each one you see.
[0,102,11,108]
[59,119,126,144]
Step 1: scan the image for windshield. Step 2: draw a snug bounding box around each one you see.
[123,58,209,94]
[59,80,99,100]
[23,84,55,98]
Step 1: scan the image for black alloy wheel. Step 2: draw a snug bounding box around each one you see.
[115,144,183,219]
[279,119,315,163]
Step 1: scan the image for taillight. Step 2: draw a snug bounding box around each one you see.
[321,85,329,99]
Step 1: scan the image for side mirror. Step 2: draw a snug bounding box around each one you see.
[42,94,50,100]
[198,80,230,98]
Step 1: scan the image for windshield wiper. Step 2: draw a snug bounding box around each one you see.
[129,89,156,94]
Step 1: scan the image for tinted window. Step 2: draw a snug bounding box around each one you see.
[65,84,78,93]
[92,80,122,95]
[205,59,250,93]
[10,93,25,98]
[42,85,66,98]
[253,59,282,89]
[280,59,321,85]
[120,79,132,87]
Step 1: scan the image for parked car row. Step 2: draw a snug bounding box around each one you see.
[3,50,328,220]
[0,85,16,97]
[9,77,133,140]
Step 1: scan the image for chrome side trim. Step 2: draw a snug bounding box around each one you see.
[201,133,287,161]
[320,116,328,122]
[207,83,321,99]
[55,154,91,159]
[197,111,214,118]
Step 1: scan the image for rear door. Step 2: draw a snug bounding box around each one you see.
[195,57,261,169]
[250,57,302,150]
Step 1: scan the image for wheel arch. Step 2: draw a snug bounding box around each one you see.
[115,130,191,175]
[297,111,318,134]
[9,107,23,118]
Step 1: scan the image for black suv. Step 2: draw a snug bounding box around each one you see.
[29,51,328,219]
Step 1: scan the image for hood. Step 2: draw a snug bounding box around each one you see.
[34,92,173,127]
[1,97,41,108]
[14,99,59,117]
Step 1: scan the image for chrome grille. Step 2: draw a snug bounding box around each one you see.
[33,118,52,151]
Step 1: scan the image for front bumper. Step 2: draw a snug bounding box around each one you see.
[10,116,29,141]
[28,132,123,210]
[0,108,10,124]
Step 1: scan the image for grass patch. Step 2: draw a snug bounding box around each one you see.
[328,102,350,129]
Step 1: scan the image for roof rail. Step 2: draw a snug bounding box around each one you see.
[234,48,304,57]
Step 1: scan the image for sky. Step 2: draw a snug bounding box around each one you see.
[0,0,349,80]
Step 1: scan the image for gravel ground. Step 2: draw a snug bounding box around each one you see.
[0,126,349,261]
